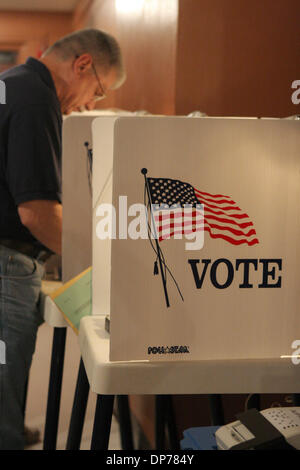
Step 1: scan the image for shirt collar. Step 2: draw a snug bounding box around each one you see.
[25,57,58,98]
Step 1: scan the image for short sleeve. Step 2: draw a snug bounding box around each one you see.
[6,104,62,206]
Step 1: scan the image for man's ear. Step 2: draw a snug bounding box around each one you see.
[73,53,93,76]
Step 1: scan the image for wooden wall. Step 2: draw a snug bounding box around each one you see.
[73,0,178,114]
[1,1,298,117]
[73,0,300,118]
[0,10,72,64]
[176,0,300,117]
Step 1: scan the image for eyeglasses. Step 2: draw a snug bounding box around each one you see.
[91,62,106,102]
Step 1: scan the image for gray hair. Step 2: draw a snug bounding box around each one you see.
[43,28,125,89]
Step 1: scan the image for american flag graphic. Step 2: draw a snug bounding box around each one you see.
[148,177,259,246]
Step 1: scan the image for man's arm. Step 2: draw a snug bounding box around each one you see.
[18,200,62,255]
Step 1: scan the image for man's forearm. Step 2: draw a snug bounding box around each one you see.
[18,200,62,255]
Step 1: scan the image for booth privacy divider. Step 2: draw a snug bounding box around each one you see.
[91,116,300,363]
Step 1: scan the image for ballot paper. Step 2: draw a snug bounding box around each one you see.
[51,266,92,334]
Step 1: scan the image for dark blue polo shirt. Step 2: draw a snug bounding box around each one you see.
[0,57,62,249]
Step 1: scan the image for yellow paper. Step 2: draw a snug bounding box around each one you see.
[50,267,92,334]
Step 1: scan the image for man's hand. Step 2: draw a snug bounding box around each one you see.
[18,200,62,255]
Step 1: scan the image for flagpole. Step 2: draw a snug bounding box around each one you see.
[141,168,170,308]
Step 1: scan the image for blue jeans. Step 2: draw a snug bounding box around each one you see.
[0,245,45,449]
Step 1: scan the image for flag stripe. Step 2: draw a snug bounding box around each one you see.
[194,189,233,200]
[194,195,237,205]
[203,226,259,246]
[200,213,254,230]
[158,221,203,232]
[198,200,242,211]
[203,205,249,220]
[159,227,259,245]
[157,219,257,239]
[154,208,255,230]
[154,209,203,221]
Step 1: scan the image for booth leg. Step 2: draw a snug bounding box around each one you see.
[165,395,179,450]
[292,394,300,406]
[23,375,29,417]
[117,395,134,450]
[43,327,67,450]
[66,358,90,450]
[209,394,225,425]
[91,395,115,450]
[246,394,261,411]
[155,395,167,449]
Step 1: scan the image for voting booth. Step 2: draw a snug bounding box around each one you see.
[91,116,300,362]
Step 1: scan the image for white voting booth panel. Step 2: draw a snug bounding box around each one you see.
[92,116,300,363]
[62,114,95,283]
[62,111,133,283]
